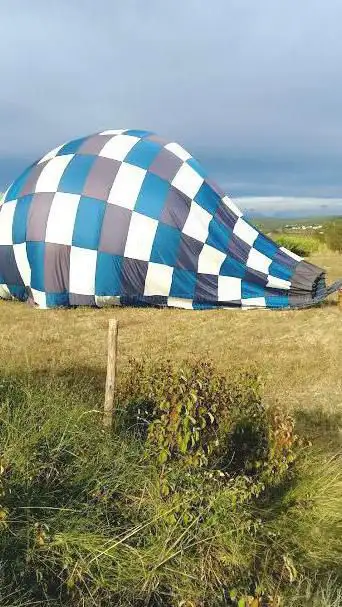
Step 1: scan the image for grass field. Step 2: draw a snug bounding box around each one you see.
[1,251,341,415]
[0,250,342,606]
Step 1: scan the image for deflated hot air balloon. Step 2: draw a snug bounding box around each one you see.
[0,129,340,309]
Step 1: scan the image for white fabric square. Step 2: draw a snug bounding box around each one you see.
[182,201,211,243]
[280,246,302,262]
[35,155,74,192]
[1,187,10,204]
[222,195,243,218]
[267,275,291,290]
[0,284,11,299]
[233,218,258,246]
[247,248,272,274]
[38,144,65,165]
[242,297,266,308]
[124,212,158,261]
[0,201,16,245]
[13,243,31,286]
[198,244,225,275]
[172,163,204,199]
[95,295,121,307]
[69,247,97,295]
[45,193,80,245]
[99,129,126,136]
[99,134,140,161]
[144,262,173,296]
[167,297,193,309]
[31,288,47,309]
[108,163,146,209]
[165,142,191,161]
[218,276,242,301]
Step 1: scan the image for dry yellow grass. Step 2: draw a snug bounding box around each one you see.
[0,251,341,413]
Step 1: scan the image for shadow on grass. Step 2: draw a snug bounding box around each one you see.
[295,406,342,449]
[1,365,106,396]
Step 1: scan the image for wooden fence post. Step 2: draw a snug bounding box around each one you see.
[103,319,119,429]
[338,289,342,312]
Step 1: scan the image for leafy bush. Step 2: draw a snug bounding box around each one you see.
[272,234,321,257]
[121,359,300,502]
[0,364,342,606]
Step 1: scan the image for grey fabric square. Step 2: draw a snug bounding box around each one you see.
[228,235,251,264]
[121,258,148,296]
[69,294,96,306]
[215,203,237,229]
[244,268,268,286]
[44,243,71,292]
[83,157,121,200]
[149,149,183,181]
[175,234,203,272]
[142,295,168,307]
[78,134,113,155]
[160,187,191,230]
[195,274,218,301]
[0,245,24,285]
[27,193,55,241]
[274,249,297,269]
[146,134,168,145]
[20,162,49,197]
[99,204,132,255]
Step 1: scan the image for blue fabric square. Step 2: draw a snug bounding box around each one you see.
[265,294,289,308]
[95,252,123,296]
[170,268,197,298]
[58,155,97,195]
[124,129,153,138]
[195,182,221,215]
[150,223,181,266]
[187,158,207,178]
[135,173,170,219]
[46,292,70,307]
[4,164,35,202]
[8,284,27,301]
[12,195,33,244]
[207,217,232,253]
[26,241,45,291]
[242,280,266,299]
[269,260,293,281]
[57,137,89,156]
[193,302,214,310]
[72,197,106,250]
[125,140,162,169]
[254,235,279,259]
[220,256,245,278]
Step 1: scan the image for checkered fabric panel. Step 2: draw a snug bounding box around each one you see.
[0,129,331,310]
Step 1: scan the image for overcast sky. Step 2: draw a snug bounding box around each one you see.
[1,0,341,213]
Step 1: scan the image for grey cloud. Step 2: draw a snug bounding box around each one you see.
[0,0,342,199]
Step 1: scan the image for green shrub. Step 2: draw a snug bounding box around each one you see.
[272,234,321,257]
[324,221,342,253]
[121,359,300,502]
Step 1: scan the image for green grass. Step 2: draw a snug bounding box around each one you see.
[0,361,342,606]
